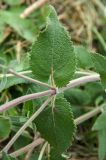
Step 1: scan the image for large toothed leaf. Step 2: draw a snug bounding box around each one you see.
[35,98,75,154]
[30,6,76,87]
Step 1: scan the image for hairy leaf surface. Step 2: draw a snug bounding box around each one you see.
[30,6,76,87]
[35,98,75,154]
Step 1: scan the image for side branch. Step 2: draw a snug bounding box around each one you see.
[0,64,51,88]
[10,138,44,158]
[3,96,53,153]
[59,74,100,93]
[0,90,55,112]
[75,107,102,125]
[1,105,103,158]
[9,69,51,88]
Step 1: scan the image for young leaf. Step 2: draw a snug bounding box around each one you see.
[0,116,11,140]
[30,6,76,87]
[35,98,75,154]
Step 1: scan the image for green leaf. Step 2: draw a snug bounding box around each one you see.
[91,53,106,88]
[0,8,38,42]
[74,46,94,69]
[92,111,106,131]
[35,98,75,154]
[0,54,30,92]
[0,116,11,140]
[75,45,106,88]
[64,88,91,106]
[30,6,76,87]
[98,129,106,160]
[91,110,106,160]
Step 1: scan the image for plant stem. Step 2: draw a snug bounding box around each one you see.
[59,74,100,93]
[3,96,53,153]
[9,69,51,88]
[75,71,98,76]
[0,70,31,78]
[24,134,38,160]
[38,142,48,160]
[10,138,44,158]
[92,0,106,16]
[0,106,102,158]
[0,69,97,78]
[20,0,48,18]
[0,90,55,112]
[0,64,51,88]
[0,75,100,113]
[75,107,102,125]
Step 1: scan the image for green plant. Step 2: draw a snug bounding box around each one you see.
[0,5,106,160]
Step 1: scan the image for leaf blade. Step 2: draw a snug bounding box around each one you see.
[35,97,75,154]
[30,6,76,87]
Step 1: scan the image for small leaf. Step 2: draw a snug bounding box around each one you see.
[30,6,76,87]
[0,116,11,140]
[92,111,106,131]
[35,98,75,154]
